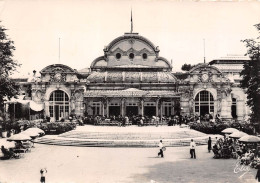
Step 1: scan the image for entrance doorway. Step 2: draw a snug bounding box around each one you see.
[144,106,156,117]
[49,90,70,121]
[126,106,138,117]
[195,90,214,117]
[55,105,59,121]
[200,106,209,117]
[109,106,120,117]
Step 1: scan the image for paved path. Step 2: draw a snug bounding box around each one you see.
[0,144,257,183]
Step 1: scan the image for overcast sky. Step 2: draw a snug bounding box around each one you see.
[1,0,260,77]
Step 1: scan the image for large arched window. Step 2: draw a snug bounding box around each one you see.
[49,90,70,121]
[195,90,214,116]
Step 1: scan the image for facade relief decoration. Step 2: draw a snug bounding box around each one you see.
[50,72,67,83]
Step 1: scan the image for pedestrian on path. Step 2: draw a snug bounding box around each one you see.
[256,166,260,182]
[40,168,47,183]
[158,140,164,158]
[208,137,212,153]
[190,139,196,159]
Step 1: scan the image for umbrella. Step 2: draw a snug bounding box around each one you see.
[26,127,45,135]
[7,133,31,141]
[221,128,239,134]
[0,140,16,148]
[22,130,39,138]
[239,135,260,143]
[229,131,248,139]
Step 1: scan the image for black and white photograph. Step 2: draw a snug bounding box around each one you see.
[0,0,260,182]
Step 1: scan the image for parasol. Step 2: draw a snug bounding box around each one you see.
[21,130,39,138]
[239,135,260,143]
[7,133,31,141]
[26,127,45,135]
[229,131,248,139]
[221,128,239,134]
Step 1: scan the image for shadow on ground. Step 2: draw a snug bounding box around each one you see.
[127,157,257,183]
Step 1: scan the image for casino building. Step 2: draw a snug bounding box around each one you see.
[12,31,250,122]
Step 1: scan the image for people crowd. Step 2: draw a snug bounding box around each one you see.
[212,135,260,168]
[81,114,202,126]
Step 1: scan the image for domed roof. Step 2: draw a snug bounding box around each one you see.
[87,71,176,83]
[90,33,172,70]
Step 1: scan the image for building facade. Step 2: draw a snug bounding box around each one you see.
[13,32,250,122]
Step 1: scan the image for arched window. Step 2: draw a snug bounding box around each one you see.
[49,90,70,121]
[195,90,214,116]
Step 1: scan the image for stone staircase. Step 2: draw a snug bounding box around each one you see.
[34,126,221,147]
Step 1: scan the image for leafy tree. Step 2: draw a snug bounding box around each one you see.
[241,23,260,132]
[0,23,20,115]
[181,63,195,71]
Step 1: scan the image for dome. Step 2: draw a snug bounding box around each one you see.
[90,32,172,70]
[87,71,176,83]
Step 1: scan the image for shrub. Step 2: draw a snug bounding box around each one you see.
[39,122,76,135]
[189,121,255,135]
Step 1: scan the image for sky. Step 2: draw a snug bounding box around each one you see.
[0,0,260,77]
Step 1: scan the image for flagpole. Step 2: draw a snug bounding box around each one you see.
[131,9,133,33]
[203,39,206,64]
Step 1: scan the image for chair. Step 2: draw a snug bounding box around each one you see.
[22,141,33,152]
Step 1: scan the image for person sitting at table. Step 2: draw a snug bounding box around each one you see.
[1,145,17,159]
[15,141,27,150]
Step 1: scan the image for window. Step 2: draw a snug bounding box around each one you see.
[116,53,121,60]
[142,53,148,60]
[49,106,54,117]
[129,53,134,59]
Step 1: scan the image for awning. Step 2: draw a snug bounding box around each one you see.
[4,95,44,111]
[29,101,44,111]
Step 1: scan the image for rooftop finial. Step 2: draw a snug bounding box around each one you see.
[131,8,133,33]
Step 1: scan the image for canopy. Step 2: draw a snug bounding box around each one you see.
[221,128,239,134]
[7,133,32,141]
[229,131,248,139]
[239,135,260,143]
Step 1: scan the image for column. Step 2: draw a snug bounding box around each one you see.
[121,98,125,117]
[102,101,105,117]
[106,98,109,117]
[156,98,159,116]
[141,99,144,117]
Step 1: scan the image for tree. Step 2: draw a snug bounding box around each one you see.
[0,23,20,115]
[181,63,195,71]
[241,23,260,132]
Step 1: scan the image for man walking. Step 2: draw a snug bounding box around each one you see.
[190,139,196,159]
[158,140,164,158]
